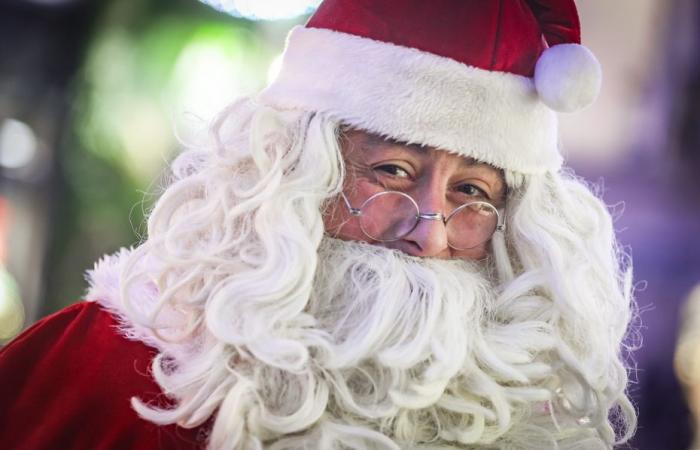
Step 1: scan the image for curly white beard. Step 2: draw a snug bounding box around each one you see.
[88,234,611,449]
[308,237,495,425]
[210,237,560,449]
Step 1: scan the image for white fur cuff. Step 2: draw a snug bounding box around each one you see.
[259,26,562,175]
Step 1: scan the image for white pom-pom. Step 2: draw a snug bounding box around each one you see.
[534,43,602,113]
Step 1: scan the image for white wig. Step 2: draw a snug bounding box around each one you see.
[88,97,637,449]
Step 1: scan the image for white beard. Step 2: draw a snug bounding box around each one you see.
[310,237,494,403]
[257,237,518,448]
[89,238,565,449]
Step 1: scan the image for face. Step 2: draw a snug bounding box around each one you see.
[324,129,506,260]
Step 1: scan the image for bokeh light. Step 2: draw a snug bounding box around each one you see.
[0,118,38,171]
[76,19,275,184]
[0,266,23,342]
[199,0,321,21]
[0,198,23,342]
[266,52,283,84]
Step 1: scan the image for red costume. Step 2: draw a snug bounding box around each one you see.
[0,302,207,450]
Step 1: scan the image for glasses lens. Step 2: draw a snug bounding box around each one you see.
[359,192,419,241]
[446,202,499,250]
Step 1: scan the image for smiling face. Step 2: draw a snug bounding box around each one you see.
[324,129,506,260]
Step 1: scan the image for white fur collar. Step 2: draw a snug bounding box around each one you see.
[85,248,170,353]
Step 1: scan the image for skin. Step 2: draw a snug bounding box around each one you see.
[324,129,506,260]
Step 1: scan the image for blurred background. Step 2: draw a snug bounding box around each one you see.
[0,0,698,448]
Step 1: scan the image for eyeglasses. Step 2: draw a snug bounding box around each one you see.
[340,191,506,250]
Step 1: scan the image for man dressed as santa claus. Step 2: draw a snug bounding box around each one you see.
[0,0,637,449]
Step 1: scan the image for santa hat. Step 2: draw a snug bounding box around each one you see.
[259,0,602,175]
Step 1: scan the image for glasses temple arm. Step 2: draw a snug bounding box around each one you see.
[496,199,507,231]
[340,192,362,216]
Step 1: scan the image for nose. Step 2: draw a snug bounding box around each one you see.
[397,191,450,258]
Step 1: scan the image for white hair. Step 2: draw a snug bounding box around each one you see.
[112,97,637,449]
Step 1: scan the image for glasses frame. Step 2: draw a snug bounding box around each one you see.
[340,190,506,250]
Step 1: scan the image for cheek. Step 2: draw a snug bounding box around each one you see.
[323,182,380,243]
[322,196,369,243]
[451,243,489,260]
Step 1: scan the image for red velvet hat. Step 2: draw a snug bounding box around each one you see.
[260,0,602,174]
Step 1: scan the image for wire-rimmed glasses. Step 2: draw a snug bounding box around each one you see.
[340,191,505,250]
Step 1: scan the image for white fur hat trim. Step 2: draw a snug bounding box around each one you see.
[259,26,562,175]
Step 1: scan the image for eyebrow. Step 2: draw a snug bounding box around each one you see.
[364,133,419,148]
[362,131,502,167]
[364,134,431,155]
[366,135,491,168]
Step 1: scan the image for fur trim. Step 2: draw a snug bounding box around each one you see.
[85,248,168,353]
[259,26,562,175]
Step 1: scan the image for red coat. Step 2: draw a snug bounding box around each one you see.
[0,302,209,450]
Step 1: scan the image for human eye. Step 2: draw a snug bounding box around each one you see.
[373,164,411,179]
[456,183,489,200]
